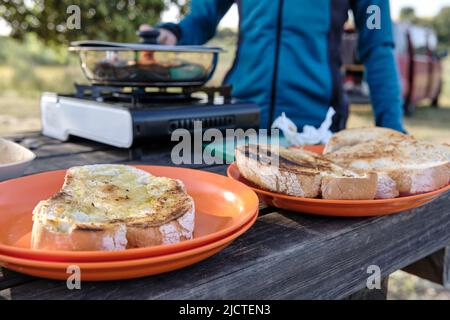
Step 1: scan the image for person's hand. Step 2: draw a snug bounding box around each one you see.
[139,24,177,45]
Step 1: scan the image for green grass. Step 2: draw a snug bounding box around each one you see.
[348,102,450,143]
[0,63,86,133]
[207,36,237,86]
[0,64,85,96]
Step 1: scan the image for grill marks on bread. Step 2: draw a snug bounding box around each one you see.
[236,144,377,199]
[243,145,339,176]
[33,165,194,231]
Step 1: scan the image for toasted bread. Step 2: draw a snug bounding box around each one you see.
[324,127,411,154]
[325,138,450,198]
[31,164,195,251]
[235,144,377,200]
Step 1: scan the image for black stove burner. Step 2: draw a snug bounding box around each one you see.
[74,84,232,106]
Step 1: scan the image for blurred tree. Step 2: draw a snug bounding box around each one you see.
[398,6,436,35]
[399,7,417,22]
[0,0,185,45]
[398,6,450,48]
[433,7,450,48]
[171,0,190,16]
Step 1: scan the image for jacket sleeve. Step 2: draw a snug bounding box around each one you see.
[160,0,234,45]
[351,0,406,132]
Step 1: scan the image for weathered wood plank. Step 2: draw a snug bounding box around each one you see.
[123,153,233,171]
[0,269,35,291]
[4,134,108,155]
[25,140,109,159]
[24,150,129,174]
[1,131,41,141]
[5,132,235,173]
[2,191,448,300]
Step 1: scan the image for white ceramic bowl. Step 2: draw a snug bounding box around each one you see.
[0,138,36,181]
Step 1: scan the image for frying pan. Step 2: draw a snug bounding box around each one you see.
[69,30,223,87]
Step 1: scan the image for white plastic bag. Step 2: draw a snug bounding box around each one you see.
[271,107,335,146]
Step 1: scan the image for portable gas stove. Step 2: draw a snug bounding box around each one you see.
[41,84,260,148]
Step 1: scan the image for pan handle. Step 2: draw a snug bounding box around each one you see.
[137,29,161,44]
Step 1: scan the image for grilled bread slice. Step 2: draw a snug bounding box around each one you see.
[325,139,450,198]
[32,164,195,251]
[235,144,377,200]
[324,127,411,154]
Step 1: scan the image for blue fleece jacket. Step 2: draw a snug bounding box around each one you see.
[162,0,405,132]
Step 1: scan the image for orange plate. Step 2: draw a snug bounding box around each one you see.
[0,166,259,262]
[0,213,257,281]
[293,144,325,154]
[227,162,450,217]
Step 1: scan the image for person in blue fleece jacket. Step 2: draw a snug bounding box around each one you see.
[142,0,405,132]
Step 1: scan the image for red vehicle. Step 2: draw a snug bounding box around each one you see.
[342,22,447,115]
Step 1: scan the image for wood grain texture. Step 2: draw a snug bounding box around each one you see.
[0,268,34,291]
[1,131,42,141]
[1,192,449,300]
[24,150,129,174]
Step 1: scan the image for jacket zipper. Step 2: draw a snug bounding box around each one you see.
[268,0,284,127]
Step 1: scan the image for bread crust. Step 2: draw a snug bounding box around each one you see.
[236,145,377,200]
[373,172,399,199]
[126,202,195,248]
[321,172,377,200]
[235,145,321,197]
[32,200,195,251]
[326,135,450,198]
[31,220,127,251]
[387,163,450,195]
[31,165,195,251]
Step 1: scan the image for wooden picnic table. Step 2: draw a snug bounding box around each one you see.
[1,132,449,300]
